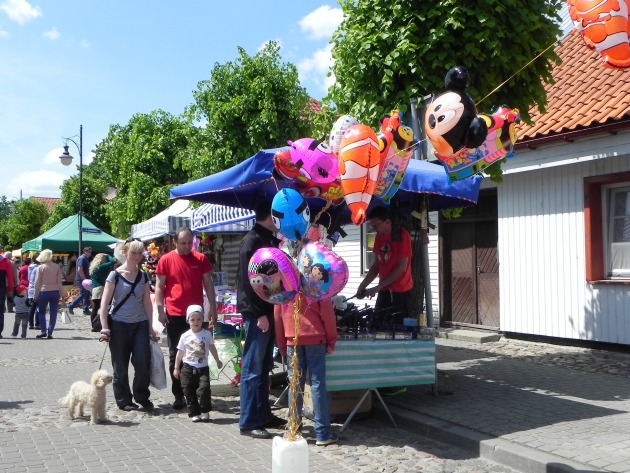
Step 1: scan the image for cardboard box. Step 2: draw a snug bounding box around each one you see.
[302,383,372,421]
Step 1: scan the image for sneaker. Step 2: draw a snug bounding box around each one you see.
[316,432,338,446]
[29,326,35,330]
[47,334,53,339]
[139,401,154,412]
[36,333,47,339]
[191,415,202,422]
[200,412,210,421]
[11,333,17,338]
[67,307,74,315]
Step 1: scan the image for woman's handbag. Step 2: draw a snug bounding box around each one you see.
[149,339,167,390]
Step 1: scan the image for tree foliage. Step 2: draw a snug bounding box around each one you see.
[328,0,563,128]
[1,198,49,249]
[92,110,192,236]
[185,41,316,179]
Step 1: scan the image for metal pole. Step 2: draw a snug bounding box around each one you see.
[78,124,83,256]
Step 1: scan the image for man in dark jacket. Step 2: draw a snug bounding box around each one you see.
[236,201,284,439]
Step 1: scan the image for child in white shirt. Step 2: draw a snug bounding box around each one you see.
[173,304,222,422]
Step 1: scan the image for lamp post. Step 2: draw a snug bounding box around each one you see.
[59,124,83,256]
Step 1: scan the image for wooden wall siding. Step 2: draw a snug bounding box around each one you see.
[334,224,365,302]
[214,233,245,288]
[497,153,630,345]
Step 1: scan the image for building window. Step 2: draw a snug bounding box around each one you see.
[584,172,630,283]
[361,223,376,274]
[605,185,630,278]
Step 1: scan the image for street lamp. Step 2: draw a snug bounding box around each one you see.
[59,124,83,256]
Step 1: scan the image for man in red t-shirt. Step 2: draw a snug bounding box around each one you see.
[356,206,413,318]
[155,227,217,409]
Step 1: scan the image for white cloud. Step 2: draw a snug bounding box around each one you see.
[6,169,67,199]
[0,29,8,37]
[298,43,335,96]
[299,5,343,41]
[43,26,59,40]
[0,0,42,26]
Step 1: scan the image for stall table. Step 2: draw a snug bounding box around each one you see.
[327,339,436,431]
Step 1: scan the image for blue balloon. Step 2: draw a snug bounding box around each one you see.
[271,188,310,241]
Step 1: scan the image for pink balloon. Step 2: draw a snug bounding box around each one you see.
[288,138,339,184]
[248,247,299,304]
[82,279,92,291]
[297,242,348,302]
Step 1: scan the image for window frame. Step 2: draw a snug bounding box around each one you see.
[584,171,630,284]
[360,223,376,274]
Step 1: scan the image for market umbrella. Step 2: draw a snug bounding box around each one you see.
[169,147,482,223]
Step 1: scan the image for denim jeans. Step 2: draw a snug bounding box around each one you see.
[37,290,59,335]
[239,311,275,430]
[0,293,5,336]
[286,344,331,438]
[180,364,211,417]
[109,319,151,407]
[29,300,39,327]
[69,286,91,313]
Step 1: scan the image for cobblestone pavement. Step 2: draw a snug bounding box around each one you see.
[3,312,628,472]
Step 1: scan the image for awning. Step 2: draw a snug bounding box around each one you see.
[131,200,192,241]
[191,203,255,233]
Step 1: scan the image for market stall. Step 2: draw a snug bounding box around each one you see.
[130,199,192,242]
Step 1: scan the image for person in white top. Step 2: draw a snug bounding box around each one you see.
[173,305,222,422]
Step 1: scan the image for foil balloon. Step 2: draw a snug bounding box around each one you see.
[271,188,310,241]
[248,247,299,304]
[338,124,381,225]
[82,279,92,292]
[425,66,488,161]
[273,149,344,203]
[329,114,359,157]
[568,0,630,70]
[297,241,348,302]
[375,110,416,204]
[288,138,339,184]
[439,107,520,181]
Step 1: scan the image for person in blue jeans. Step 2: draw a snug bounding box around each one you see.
[275,294,338,446]
[236,201,285,439]
[68,246,93,315]
[33,249,63,339]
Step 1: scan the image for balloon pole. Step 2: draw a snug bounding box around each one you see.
[272,295,309,472]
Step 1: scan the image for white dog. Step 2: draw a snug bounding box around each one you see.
[59,370,113,424]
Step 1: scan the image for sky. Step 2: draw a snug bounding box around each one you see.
[0,0,344,200]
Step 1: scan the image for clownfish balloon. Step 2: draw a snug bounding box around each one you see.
[338,124,381,225]
[569,0,630,69]
[271,188,310,241]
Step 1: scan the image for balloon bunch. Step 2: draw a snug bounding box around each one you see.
[274,110,418,226]
[424,66,521,182]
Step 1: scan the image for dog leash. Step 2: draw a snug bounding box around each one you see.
[98,341,108,370]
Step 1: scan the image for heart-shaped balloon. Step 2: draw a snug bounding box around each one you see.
[297,241,348,302]
[248,247,299,304]
[271,188,310,241]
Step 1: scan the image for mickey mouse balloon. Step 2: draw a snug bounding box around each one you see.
[248,247,299,304]
[271,188,310,241]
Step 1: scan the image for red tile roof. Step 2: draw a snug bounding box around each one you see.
[517,29,630,147]
[309,98,322,114]
[30,197,60,211]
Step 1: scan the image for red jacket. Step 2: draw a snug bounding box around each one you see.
[274,294,337,356]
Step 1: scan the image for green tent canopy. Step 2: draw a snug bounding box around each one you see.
[21,214,120,254]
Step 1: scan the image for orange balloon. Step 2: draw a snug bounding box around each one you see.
[338,124,381,225]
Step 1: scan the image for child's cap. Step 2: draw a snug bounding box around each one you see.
[15,284,26,294]
[186,304,204,323]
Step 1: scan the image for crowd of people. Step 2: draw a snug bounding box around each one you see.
[0,205,412,445]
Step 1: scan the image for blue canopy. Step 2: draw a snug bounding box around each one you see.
[169,148,482,222]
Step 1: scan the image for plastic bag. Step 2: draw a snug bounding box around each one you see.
[60,308,72,324]
[149,339,167,390]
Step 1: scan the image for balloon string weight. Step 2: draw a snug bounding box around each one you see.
[287,295,304,441]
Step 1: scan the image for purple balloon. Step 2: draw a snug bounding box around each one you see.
[248,247,299,304]
[82,278,92,291]
[297,241,348,301]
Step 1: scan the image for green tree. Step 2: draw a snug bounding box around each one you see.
[92,110,191,236]
[0,196,13,246]
[185,41,316,179]
[327,0,563,180]
[3,198,49,249]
